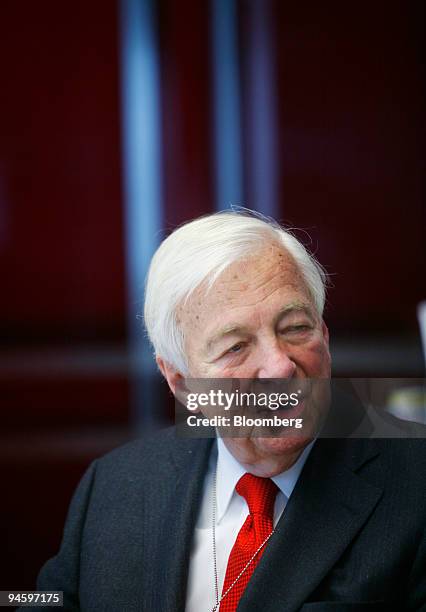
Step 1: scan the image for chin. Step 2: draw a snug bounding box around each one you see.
[233,435,313,477]
[253,435,312,457]
[224,433,314,477]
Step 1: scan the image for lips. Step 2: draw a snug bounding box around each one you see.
[254,397,305,418]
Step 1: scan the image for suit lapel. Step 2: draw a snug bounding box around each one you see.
[238,438,383,612]
[150,435,213,612]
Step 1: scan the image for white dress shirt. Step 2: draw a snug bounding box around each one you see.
[185,438,315,612]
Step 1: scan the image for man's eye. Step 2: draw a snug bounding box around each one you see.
[227,343,244,354]
[280,325,311,334]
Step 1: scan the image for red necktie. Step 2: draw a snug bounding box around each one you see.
[219,473,279,611]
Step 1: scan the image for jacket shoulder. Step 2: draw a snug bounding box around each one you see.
[93,426,208,485]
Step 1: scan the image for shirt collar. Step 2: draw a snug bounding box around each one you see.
[216,437,315,523]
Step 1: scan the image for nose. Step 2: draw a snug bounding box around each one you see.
[257,346,296,379]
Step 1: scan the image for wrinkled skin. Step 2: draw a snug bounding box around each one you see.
[158,243,331,476]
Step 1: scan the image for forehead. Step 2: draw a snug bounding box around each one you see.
[177,244,311,332]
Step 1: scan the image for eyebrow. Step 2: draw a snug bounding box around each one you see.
[205,302,314,354]
[274,301,314,324]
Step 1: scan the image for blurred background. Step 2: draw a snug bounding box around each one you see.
[1,0,425,591]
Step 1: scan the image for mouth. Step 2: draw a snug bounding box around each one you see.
[257,398,306,419]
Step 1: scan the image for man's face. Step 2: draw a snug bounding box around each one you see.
[176,243,331,476]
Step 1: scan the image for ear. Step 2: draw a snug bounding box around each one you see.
[322,321,332,377]
[156,356,183,395]
[321,320,329,347]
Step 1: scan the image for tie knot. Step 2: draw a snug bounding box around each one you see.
[236,473,278,518]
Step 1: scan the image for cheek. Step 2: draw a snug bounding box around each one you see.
[311,345,331,375]
[216,360,256,378]
[296,334,330,375]
[190,362,215,378]
[207,365,243,379]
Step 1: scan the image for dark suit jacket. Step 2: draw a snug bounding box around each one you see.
[28,426,426,612]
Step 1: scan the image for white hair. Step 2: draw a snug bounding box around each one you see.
[144,210,327,373]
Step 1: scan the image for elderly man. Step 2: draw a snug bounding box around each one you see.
[31,212,425,611]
